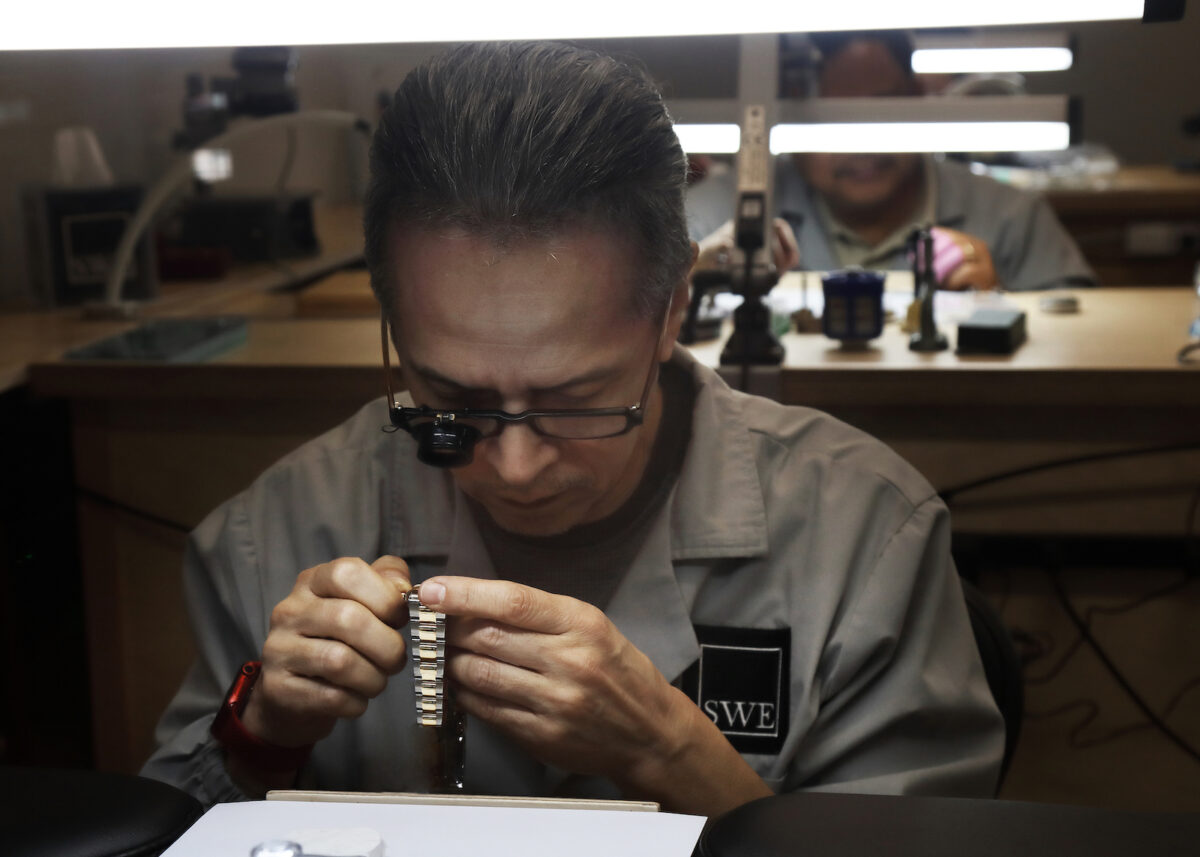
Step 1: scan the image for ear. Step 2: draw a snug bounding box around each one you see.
[659,245,698,361]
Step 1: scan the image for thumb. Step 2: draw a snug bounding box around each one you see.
[371,554,413,595]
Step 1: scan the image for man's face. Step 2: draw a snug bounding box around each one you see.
[797,39,922,217]
[387,225,678,537]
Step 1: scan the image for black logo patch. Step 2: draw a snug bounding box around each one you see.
[679,625,790,755]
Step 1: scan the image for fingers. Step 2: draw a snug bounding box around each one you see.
[307,556,411,628]
[264,633,390,700]
[246,556,412,746]
[942,264,980,291]
[448,648,601,727]
[771,218,800,271]
[419,576,581,635]
[942,255,998,291]
[694,218,799,274]
[447,649,547,709]
[256,666,370,731]
[931,227,998,291]
[451,683,541,734]
[371,554,413,595]
[273,593,408,674]
[446,617,548,670]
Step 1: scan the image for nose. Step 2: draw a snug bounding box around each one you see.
[484,422,558,488]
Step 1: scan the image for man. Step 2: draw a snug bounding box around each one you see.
[143,42,1003,816]
[688,31,1096,291]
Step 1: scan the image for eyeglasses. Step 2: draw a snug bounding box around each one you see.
[381,312,666,468]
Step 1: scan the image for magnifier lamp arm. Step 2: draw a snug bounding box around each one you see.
[100,110,369,309]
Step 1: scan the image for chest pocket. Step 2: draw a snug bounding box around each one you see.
[679,624,790,755]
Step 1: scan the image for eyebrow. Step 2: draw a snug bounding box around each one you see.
[406,360,624,397]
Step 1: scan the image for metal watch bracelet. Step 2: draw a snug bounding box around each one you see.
[408,586,448,726]
[407,585,466,792]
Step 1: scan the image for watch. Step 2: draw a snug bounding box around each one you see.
[211,661,313,773]
[408,587,448,726]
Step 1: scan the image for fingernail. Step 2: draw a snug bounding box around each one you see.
[420,581,445,606]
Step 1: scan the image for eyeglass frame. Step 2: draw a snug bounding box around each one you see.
[381,309,669,442]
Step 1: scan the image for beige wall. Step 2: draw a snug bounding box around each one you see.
[1025,7,1200,165]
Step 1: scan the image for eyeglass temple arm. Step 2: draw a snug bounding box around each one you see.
[635,308,673,409]
[382,313,398,411]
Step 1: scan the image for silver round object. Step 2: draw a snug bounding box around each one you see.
[250,840,304,857]
[1039,293,1079,314]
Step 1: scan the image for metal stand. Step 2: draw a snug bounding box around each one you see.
[909,228,948,353]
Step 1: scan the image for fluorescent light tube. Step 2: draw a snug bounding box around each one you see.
[912,47,1074,74]
[770,121,1071,153]
[674,124,741,154]
[0,1,1150,50]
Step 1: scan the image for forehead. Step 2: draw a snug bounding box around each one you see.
[386,224,654,387]
[820,40,911,97]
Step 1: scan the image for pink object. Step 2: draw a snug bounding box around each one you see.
[909,228,968,284]
[930,227,966,284]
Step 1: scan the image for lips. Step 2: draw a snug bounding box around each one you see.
[835,156,896,181]
[498,494,560,510]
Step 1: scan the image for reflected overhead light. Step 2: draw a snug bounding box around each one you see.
[768,95,1072,152]
[191,149,233,183]
[674,124,741,154]
[912,47,1074,74]
[770,121,1071,153]
[911,31,1074,73]
[0,1,1155,50]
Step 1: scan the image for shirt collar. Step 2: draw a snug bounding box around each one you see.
[664,347,770,560]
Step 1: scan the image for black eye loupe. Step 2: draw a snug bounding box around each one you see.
[414,420,481,468]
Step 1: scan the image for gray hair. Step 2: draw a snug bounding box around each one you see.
[363,41,691,320]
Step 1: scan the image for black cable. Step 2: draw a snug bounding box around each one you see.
[1023,633,1086,686]
[939,441,1200,505]
[1045,566,1200,765]
[76,487,193,536]
[1024,698,1151,750]
[1162,675,1200,721]
[1025,675,1200,752]
[1021,571,1195,684]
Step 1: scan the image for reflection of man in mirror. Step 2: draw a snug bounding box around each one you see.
[689,31,1097,291]
[143,41,1004,815]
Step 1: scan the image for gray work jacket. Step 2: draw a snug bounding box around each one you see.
[687,157,1096,291]
[142,348,1004,808]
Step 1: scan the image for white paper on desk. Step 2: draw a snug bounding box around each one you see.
[161,799,707,857]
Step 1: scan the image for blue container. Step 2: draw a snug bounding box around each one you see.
[821,269,885,344]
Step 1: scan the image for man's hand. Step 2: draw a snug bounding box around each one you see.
[693,217,800,275]
[934,226,999,291]
[241,556,412,750]
[420,577,773,815]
